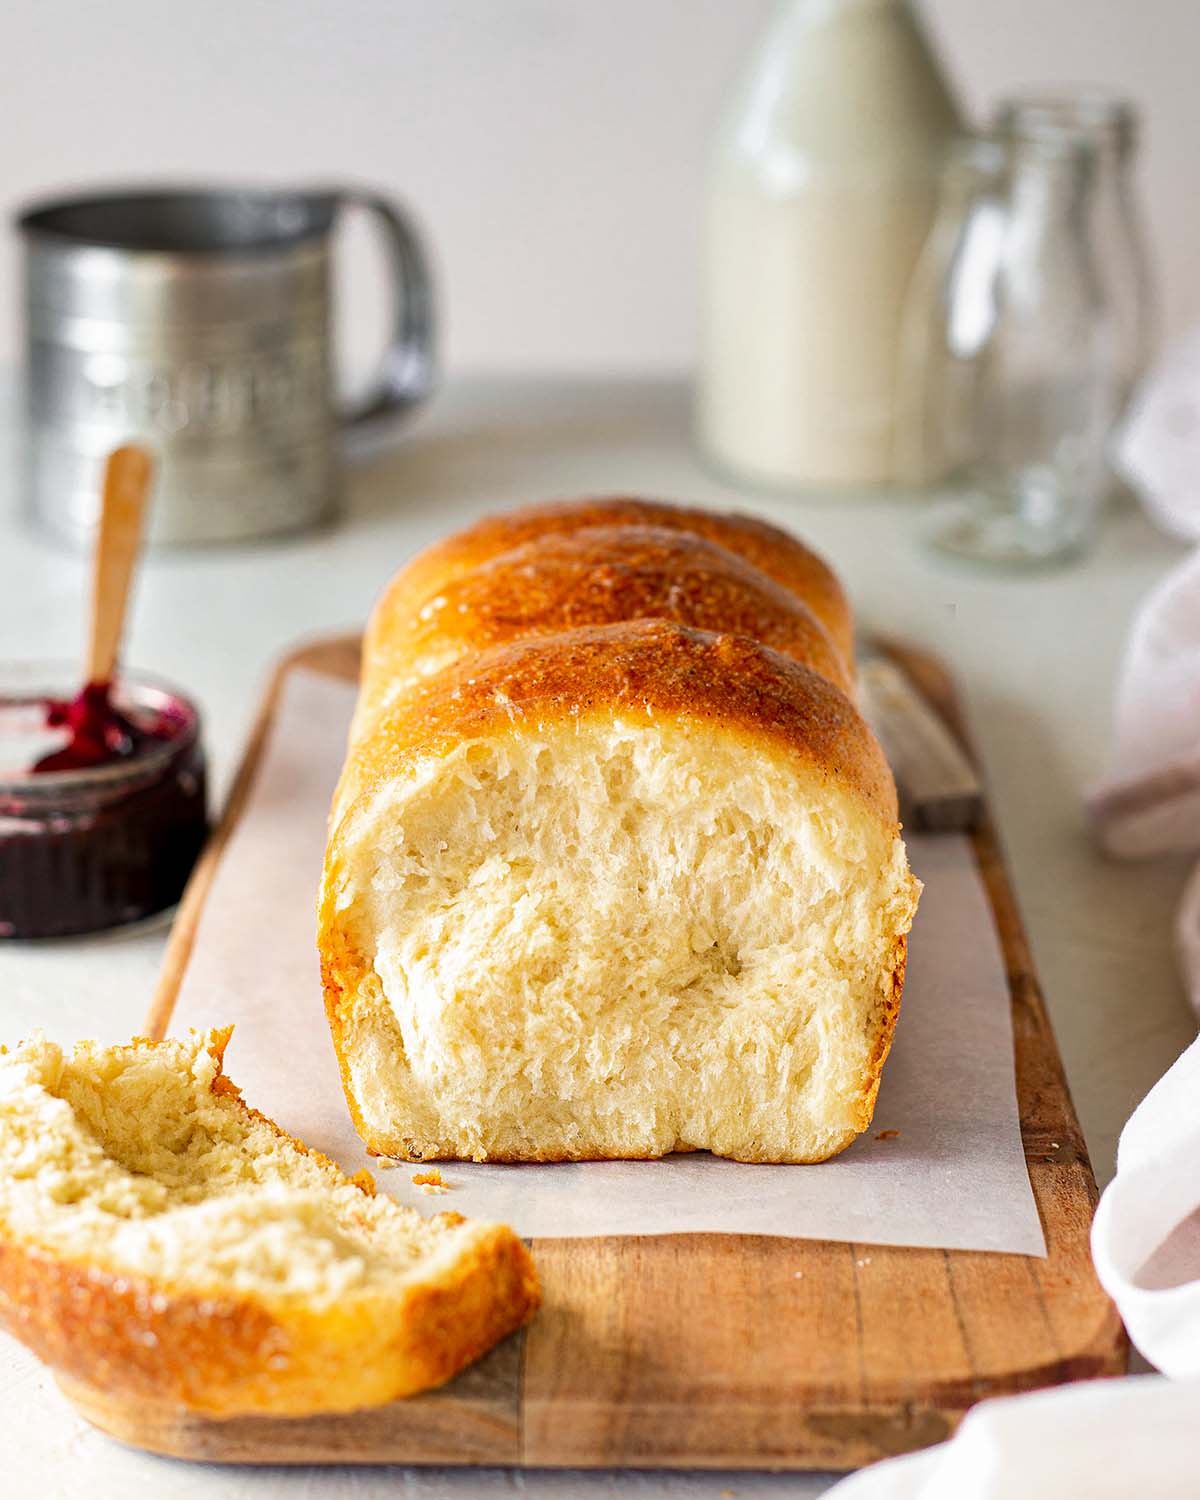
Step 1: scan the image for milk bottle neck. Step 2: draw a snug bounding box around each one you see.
[721,0,962,183]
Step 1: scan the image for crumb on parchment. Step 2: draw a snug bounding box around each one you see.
[412,1168,450,1194]
[875,1129,900,1140]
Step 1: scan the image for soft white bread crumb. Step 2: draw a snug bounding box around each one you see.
[328,716,918,1164]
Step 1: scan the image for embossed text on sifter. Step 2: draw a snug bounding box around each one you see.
[16,185,436,548]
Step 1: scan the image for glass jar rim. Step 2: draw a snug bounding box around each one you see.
[937,130,1094,188]
[0,663,201,798]
[940,132,1009,177]
[942,127,1099,181]
[992,90,1138,152]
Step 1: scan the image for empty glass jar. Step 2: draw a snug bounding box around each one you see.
[904,113,1127,565]
[993,93,1156,419]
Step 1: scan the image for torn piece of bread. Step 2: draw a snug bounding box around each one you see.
[0,1030,539,1416]
[320,620,920,1165]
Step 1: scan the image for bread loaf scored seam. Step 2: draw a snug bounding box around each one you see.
[353,522,853,738]
[320,499,920,1165]
[362,495,856,684]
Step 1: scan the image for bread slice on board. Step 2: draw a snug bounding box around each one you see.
[0,1029,539,1417]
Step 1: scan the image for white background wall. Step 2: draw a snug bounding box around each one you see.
[1,0,1193,377]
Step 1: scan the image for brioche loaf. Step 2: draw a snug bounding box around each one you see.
[320,500,919,1166]
[0,1030,539,1415]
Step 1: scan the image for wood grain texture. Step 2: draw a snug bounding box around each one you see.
[84,632,1125,1470]
[57,1332,524,1464]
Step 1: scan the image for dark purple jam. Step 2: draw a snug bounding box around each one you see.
[0,674,208,939]
[33,679,177,774]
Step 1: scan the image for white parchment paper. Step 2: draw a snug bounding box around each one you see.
[170,668,1044,1255]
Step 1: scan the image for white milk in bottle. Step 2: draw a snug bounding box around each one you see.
[699,0,962,490]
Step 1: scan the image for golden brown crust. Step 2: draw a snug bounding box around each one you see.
[0,1039,540,1417]
[857,934,910,1133]
[0,1236,284,1413]
[0,1223,539,1416]
[366,496,855,672]
[337,621,896,849]
[360,524,852,722]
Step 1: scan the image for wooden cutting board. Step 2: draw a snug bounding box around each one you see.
[59,635,1126,1470]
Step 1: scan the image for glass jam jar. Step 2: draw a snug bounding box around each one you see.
[0,664,208,939]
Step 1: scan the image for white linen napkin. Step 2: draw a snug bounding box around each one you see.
[1091,1034,1200,1378]
[825,1374,1200,1499]
[1085,545,1200,866]
[826,341,1200,1497]
[1117,328,1200,544]
[1088,331,1200,872]
[826,1034,1200,1498]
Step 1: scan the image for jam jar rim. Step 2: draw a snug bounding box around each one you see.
[0,661,202,800]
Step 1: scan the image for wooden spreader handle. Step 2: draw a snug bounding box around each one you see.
[85,445,154,685]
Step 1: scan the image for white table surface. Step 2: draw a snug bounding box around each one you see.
[1,375,1195,1498]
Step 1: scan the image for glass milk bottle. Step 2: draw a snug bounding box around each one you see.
[699,0,962,491]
